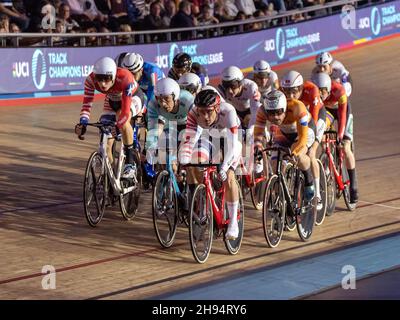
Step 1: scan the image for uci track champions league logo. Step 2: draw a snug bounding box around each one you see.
[32,49,47,90]
[276,28,286,60]
[370,7,382,36]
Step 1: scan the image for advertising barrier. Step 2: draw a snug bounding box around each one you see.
[0,0,399,96]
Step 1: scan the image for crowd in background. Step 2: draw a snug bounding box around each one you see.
[0,0,377,46]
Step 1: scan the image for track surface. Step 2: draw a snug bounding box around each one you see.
[0,37,399,299]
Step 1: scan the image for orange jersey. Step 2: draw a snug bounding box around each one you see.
[324,81,347,139]
[254,99,311,156]
[300,81,323,124]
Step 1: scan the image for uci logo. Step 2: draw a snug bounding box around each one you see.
[370,7,381,36]
[264,39,275,52]
[275,28,286,60]
[358,17,370,29]
[31,49,47,90]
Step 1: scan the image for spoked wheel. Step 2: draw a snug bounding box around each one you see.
[120,151,142,220]
[250,170,266,211]
[262,175,286,248]
[295,173,315,242]
[315,159,328,226]
[284,163,296,231]
[189,184,213,264]
[152,170,179,248]
[83,151,107,227]
[224,181,245,255]
[320,153,336,216]
[342,164,357,211]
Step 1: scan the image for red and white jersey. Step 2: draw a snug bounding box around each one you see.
[80,67,138,128]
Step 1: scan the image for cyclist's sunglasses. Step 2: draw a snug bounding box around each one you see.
[266,109,285,116]
[222,80,241,90]
[180,84,197,94]
[94,74,113,82]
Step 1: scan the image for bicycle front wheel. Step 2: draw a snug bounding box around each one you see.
[83,151,107,227]
[224,180,245,255]
[119,151,142,220]
[189,184,213,264]
[284,163,296,231]
[315,159,328,226]
[152,170,179,248]
[262,175,286,248]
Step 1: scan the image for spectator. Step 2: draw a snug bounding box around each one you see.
[0,0,29,30]
[0,12,9,32]
[247,9,265,31]
[264,2,278,26]
[143,1,168,30]
[117,23,133,44]
[65,0,108,24]
[170,0,197,40]
[217,0,238,20]
[108,0,130,31]
[58,4,80,32]
[99,25,112,45]
[161,0,176,26]
[235,0,256,16]
[197,4,219,26]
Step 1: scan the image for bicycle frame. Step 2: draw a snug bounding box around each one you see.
[323,131,348,191]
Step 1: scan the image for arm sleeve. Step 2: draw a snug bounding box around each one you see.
[80,75,95,122]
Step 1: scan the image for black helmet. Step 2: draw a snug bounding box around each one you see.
[172,52,192,72]
[195,89,220,108]
[115,52,128,67]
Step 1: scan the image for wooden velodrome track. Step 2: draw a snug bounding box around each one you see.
[0,37,399,300]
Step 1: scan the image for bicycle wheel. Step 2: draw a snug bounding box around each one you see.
[250,170,266,211]
[189,184,213,264]
[295,172,315,242]
[342,164,357,211]
[319,153,336,216]
[119,151,141,220]
[224,180,245,255]
[284,163,296,231]
[83,151,107,227]
[315,159,328,226]
[262,175,286,248]
[152,170,179,248]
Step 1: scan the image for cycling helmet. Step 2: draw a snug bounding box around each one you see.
[311,72,332,93]
[263,90,287,113]
[315,52,333,66]
[172,52,192,72]
[122,53,144,73]
[221,66,244,88]
[195,89,221,108]
[280,70,304,88]
[253,60,271,76]
[178,72,202,94]
[115,52,128,67]
[93,57,117,82]
[154,78,180,100]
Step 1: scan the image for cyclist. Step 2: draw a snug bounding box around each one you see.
[179,89,242,240]
[167,53,208,86]
[191,62,209,86]
[145,77,194,166]
[311,72,358,204]
[75,56,139,179]
[280,70,326,209]
[254,90,316,202]
[178,72,202,97]
[218,66,261,132]
[313,51,353,97]
[249,60,279,95]
[116,52,166,103]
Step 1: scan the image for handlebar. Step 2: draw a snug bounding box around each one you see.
[76,121,117,140]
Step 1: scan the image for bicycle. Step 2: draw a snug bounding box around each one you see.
[262,145,315,248]
[81,121,142,227]
[319,130,356,213]
[152,149,190,248]
[187,164,245,264]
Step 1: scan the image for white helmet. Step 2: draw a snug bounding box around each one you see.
[281,70,304,88]
[311,72,332,93]
[263,90,287,113]
[178,72,202,94]
[315,52,333,66]
[122,53,144,73]
[253,60,271,75]
[93,57,117,81]
[154,78,180,100]
[221,66,244,82]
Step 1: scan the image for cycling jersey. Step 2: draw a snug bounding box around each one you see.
[146,89,194,152]
[139,61,165,103]
[217,78,262,129]
[248,70,278,95]
[254,99,312,156]
[80,67,138,128]
[179,101,242,172]
[323,80,347,140]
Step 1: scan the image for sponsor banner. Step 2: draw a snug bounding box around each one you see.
[0,0,399,95]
